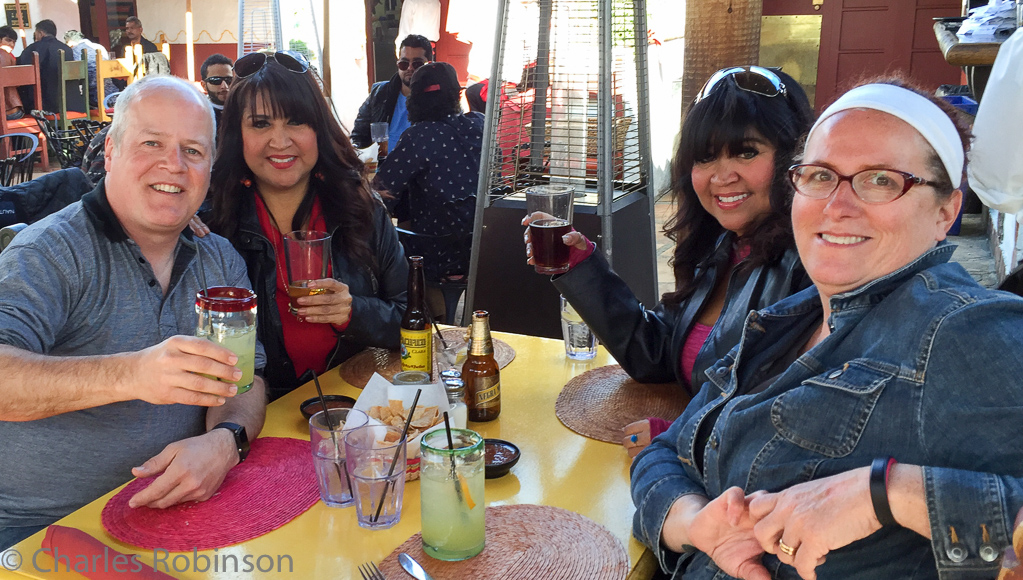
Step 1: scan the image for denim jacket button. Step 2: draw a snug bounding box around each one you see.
[709,436,718,450]
[828,369,843,379]
[946,543,968,563]
[979,544,999,562]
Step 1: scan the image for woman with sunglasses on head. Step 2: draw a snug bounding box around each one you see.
[633,77,1023,580]
[525,67,814,457]
[206,52,408,401]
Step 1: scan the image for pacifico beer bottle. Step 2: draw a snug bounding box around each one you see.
[400,256,432,375]
[464,310,500,422]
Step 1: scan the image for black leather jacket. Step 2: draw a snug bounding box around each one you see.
[350,74,403,149]
[230,195,408,400]
[554,233,809,391]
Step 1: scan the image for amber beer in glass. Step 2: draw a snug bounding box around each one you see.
[526,184,575,274]
[282,230,331,315]
[400,256,432,375]
[464,310,500,422]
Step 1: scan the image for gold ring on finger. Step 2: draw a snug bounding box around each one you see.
[778,539,798,557]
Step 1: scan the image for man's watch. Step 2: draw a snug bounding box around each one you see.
[212,422,249,463]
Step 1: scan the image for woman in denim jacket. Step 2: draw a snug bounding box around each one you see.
[525,68,814,457]
[632,79,1023,580]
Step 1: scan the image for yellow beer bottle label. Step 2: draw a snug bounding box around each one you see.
[473,376,500,409]
[400,328,433,373]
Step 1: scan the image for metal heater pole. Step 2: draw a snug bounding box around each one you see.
[632,0,658,290]
[598,0,613,265]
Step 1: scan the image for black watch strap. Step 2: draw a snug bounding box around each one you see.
[870,457,897,527]
[213,422,249,463]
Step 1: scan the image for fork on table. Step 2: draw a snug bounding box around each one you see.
[358,561,385,580]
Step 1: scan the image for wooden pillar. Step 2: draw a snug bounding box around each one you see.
[682,0,763,110]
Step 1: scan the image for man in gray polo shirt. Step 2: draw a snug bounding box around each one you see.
[0,75,267,549]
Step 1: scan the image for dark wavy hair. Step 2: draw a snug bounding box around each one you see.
[407,62,462,123]
[662,69,814,305]
[207,60,377,272]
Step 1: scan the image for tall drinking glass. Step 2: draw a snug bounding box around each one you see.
[345,425,407,529]
[420,429,485,561]
[282,230,331,316]
[370,122,389,157]
[561,295,597,360]
[309,408,369,507]
[526,185,575,274]
[195,287,257,394]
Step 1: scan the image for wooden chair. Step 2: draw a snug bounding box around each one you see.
[0,52,48,169]
[57,50,89,131]
[95,50,132,123]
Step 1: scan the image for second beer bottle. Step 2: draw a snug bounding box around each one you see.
[464,310,500,421]
[400,256,432,375]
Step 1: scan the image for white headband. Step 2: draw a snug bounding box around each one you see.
[806,84,964,184]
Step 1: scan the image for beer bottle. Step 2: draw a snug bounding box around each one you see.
[400,256,432,375]
[464,310,500,422]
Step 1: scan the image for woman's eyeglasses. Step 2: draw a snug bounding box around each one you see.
[203,76,232,86]
[789,164,941,204]
[695,66,787,103]
[396,59,428,72]
[234,51,309,79]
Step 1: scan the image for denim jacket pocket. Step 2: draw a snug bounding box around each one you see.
[771,359,896,457]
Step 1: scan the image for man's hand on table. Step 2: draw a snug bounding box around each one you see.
[122,336,242,407]
[127,428,239,509]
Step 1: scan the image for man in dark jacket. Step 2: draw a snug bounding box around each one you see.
[124,16,159,55]
[350,34,432,149]
[17,19,84,114]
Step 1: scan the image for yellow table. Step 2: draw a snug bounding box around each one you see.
[1,332,657,579]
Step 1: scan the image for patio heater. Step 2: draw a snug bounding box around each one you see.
[238,0,284,57]
[463,0,658,338]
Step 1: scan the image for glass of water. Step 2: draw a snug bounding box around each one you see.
[561,295,596,360]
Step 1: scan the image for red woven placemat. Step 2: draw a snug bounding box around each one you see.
[377,504,629,579]
[556,365,690,443]
[102,437,318,551]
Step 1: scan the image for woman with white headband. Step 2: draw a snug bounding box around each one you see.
[631,79,1023,579]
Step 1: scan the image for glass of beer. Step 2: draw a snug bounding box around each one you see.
[420,428,485,561]
[526,185,575,275]
[282,230,331,316]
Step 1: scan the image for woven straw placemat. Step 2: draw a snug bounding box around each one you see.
[339,328,515,388]
[556,365,690,444]
[102,437,318,551]
[376,504,628,580]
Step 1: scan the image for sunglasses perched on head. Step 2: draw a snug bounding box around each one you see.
[234,51,309,78]
[203,76,232,86]
[396,58,428,72]
[695,66,788,103]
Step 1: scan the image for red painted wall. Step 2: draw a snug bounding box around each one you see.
[166,43,237,81]
[433,0,471,84]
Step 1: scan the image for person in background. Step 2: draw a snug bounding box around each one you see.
[0,26,24,120]
[524,67,814,458]
[64,30,118,109]
[630,78,1023,580]
[372,61,482,322]
[0,75,266,550]
[17,19,82,114]
[200,53,234,134]
[123,16,158,56]
[207,51,407,400]
[350,34,433,149]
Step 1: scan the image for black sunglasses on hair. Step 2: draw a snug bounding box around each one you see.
[695,66,788,103]
[203,76,232,86]
[234,51,309,79]
[396,58,428,72]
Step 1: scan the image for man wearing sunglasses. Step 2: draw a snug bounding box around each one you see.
[200,53,234,133]
[350,34,433,149]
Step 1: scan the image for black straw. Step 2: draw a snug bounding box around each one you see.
[311,370,351,496]
[442,411,465,504]
[372,388,421,522]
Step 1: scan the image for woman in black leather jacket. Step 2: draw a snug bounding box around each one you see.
[525,67,814,456]
[206,53,407,401]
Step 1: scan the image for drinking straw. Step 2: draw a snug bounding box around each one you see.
[442,411,465,505]
[372,388,421,523]
[311,370,351,496]
[424,305,449,351]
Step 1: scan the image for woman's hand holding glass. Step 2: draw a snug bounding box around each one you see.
[292,278,353,326]
[520,212,587,267]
